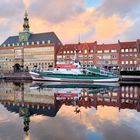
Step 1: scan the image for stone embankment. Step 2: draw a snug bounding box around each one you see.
[1,71,32,80]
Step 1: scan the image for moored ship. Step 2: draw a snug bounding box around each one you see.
[29,60,119,82]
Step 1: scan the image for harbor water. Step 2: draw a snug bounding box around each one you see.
[0,80,140,140]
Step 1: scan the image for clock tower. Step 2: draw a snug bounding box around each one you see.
[15,11,31,68]
[19,11,30,42]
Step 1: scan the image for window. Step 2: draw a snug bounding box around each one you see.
[97,56,102,59]
[90,50,93,53]
[97,50,102,53]
[125,49,128,52]
[32,42,34,45]
[121,61,124,64]
[84,50,87,54]
[121,49,124,52]
[134,61,137,64]
[48,40,51,43]
[37,41,40,44]
[112,55,116,59]
[104,50,109,53]
[125,54,128,57]
[103,55,111,59]
[129,48,132,52]
[126,61,128,64]
[130,61,133,64]
[112,60,117,64]
[67,51,69,54]
[134,48,137,52]
[111,49,117,53]
[57,55,62,59]
[64,51,66,54]
[88,55,93,58]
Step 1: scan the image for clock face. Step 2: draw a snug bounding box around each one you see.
[19,32,30,42]
[19,33,26,41]
[21,34,25,40]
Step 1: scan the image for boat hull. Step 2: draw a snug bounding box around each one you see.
[29,71,119,82]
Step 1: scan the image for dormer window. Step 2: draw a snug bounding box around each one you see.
[8,44,10,47]
[12,43,15,46]
[37,41,40,44]
[17,43,19,46]
[27,42,29,45]
[22,42,24,46]
[42,41,45,44]
[48,40,51,44]
[32,42,34,45]
[3,44,6,47]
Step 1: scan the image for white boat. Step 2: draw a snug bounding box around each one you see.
[29,60,119,82]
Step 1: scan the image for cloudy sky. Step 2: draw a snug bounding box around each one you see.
[0,0,140,44]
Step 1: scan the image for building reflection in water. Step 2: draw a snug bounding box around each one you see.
[0,81,140,134]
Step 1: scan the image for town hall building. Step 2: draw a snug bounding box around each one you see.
[0,11,62,72]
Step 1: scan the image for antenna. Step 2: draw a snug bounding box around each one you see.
[78,34,81,44]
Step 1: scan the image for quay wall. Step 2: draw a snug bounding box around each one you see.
[1,71,32,80]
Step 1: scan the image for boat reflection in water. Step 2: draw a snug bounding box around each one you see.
[1,80,140,136]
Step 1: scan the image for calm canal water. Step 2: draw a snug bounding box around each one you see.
[0,80,140,140]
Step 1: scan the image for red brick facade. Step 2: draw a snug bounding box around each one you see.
[57,40,140,71]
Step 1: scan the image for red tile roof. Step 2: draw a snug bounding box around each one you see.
[119,41,137,49]
[97,43,119,50]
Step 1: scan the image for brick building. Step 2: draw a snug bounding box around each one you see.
[57,42,97,67]
[57,40,140,71]
[95,43,120,69]
[0,12,62,72]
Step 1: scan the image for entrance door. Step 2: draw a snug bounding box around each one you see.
[13,63,21,72]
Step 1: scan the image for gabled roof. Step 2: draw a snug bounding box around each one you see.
[63,42,97,50]
[1,32,63,46]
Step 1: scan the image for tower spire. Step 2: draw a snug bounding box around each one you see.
[23,11,30,32]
